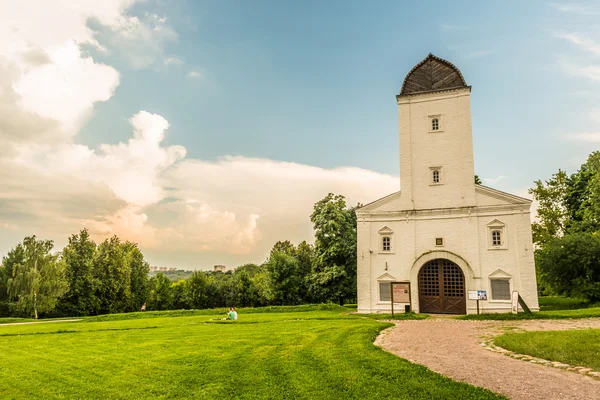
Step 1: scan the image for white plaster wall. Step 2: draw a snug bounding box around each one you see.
[398,89,476,211]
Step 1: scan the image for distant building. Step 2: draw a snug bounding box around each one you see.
[214,265,227,272]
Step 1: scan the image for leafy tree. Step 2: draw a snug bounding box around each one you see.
[93,236,131,314]
[264,251,301,305]
[0,244,25,316]
[536,233,600,302]
[310,193,357,305]
[565,151,600,234]
[7,236,68,318]
[149,273,173,310]
[184,271,209,309]
[270,240,296,257]
[295,241,315,303]
[125,242,150,312]
[172,280,188,309]
[232,269,259,307]
[59,229,97,316]
[529,170,569,246]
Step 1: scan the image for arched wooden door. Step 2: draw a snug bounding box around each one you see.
[418,259,466,314]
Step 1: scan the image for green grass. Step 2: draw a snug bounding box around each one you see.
[538,296,597,311]
[459,306,600,320]
[0,306,503,399]
[495,329,600,370]
[0,317,35,324]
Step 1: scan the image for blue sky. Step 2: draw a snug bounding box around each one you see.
[82,1,596,186]
[1,1,599,269]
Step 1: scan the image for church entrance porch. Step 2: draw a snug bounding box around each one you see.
[418,259,466,314]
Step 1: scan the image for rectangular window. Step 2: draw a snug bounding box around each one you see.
[491,279,510,300]
[379,282,391,302]
[432,170,440,183]
[382,236,391,251]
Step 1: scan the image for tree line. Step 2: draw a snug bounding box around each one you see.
[531,151,600,303]
[0,193,357,318]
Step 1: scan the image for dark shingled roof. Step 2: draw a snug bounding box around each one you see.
[399,53,468,96]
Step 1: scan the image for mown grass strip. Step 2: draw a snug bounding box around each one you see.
[0,307,504,399]
[495,329,600,371]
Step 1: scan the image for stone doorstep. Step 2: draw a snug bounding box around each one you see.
[480,340,600,380]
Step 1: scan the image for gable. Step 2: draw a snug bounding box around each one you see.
[486,219,506,227]
[489,269,511,278]
[378,226,394,234]
[357,191,401,213]
[376,273,397,281]
[475,185,531,207]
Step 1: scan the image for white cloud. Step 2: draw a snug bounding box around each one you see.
[555,32,600,56]
[0,0,401,268]
[552,3,600,15]
[164,56,183,66]
[565,132,600,142]
[482,175,507,185]
[187,70,203,79]
[559,60,600,81]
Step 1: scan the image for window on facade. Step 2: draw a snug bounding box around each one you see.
[435,238,443,246]
[379,282,392,302]
[491,279,510,300]
[432,170,440,183]
[382,236,391,252]
[492,230,502,246]
[432,118,439,131]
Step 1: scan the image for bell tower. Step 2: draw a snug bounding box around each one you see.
[397,54,476,211]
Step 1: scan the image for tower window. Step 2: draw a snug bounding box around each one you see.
[432,170,440,183]
[432,118,439,131]
[492,230,502,246]
[382,236,391,252]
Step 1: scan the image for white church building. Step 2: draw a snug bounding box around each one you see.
[356,54,539,314]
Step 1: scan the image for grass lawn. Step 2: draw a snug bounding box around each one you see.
[0,305,503,400]
[495,329,600,370]
[458,297,600,321]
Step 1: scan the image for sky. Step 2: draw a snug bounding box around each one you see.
[0,1,599,270]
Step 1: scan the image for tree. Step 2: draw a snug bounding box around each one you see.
[93,236,132,314]
[295,241,315,303]
[529,170,569,246]
[270,240,296,257]
[125,242,150,312]
[535,233,600,302]
[59,229,97,316]
[565,151,600,234]
[149,273,173,310]
[264,251,301,305]
[310,193,357,305]
[184,271,209,309]
[474,175,482,185]
[0,243,25,316]
[7,236,68,318]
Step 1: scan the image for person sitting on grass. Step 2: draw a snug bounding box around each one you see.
[231,307,238,320]
[228,308,236,320]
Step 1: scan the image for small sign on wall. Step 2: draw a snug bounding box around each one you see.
[392,282,411,303]
[468,290,487,300]
[511,291,519,314]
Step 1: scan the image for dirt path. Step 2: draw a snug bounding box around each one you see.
[376,318,600,400]
[0,319,82,327]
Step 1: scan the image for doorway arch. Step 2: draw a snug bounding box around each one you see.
[418,259,466,314]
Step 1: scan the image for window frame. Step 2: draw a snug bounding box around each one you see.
[428,114,443,133]
[379,281,392,302]
[382,236,391,252]
[487,220,507,250]
[378,226,395,254]
[429,166,443,186]
[490,278,511,301]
